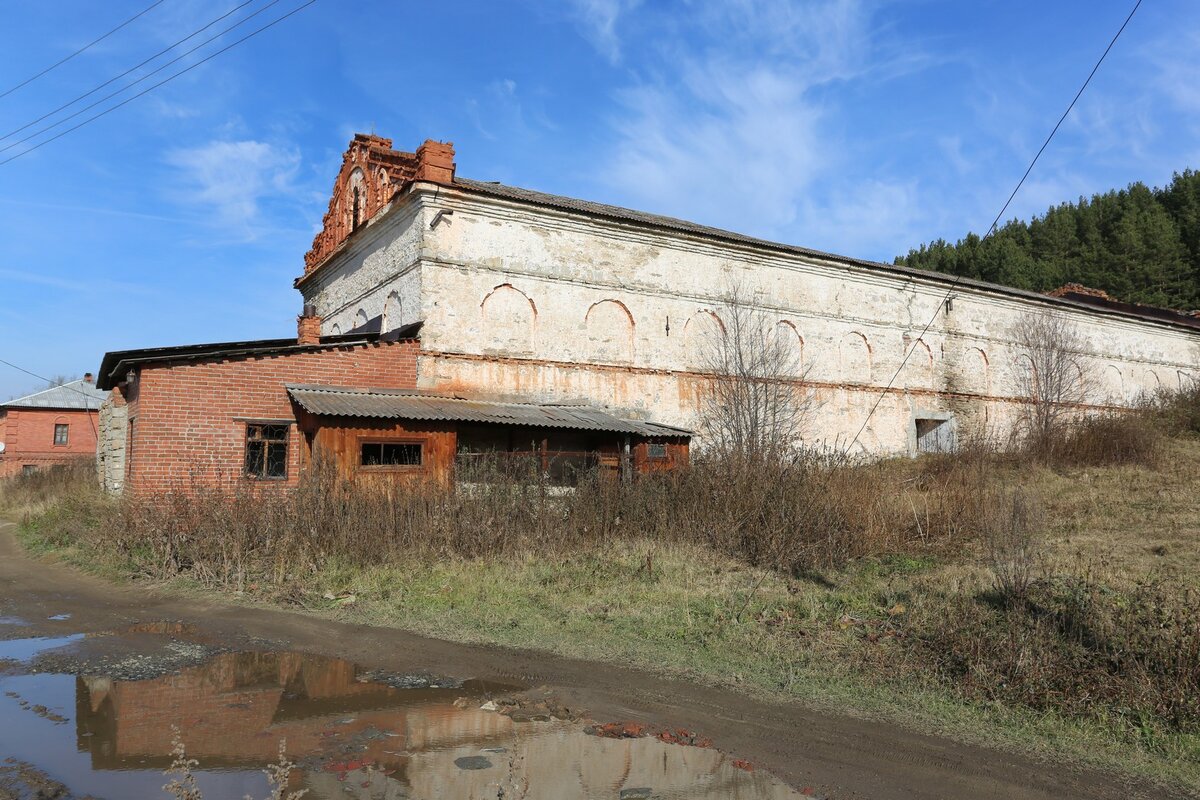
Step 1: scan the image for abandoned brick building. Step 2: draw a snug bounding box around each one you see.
[97,134,1200,495]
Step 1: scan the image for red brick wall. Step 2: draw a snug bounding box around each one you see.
[124,341,418,494]
[0,406,100,478]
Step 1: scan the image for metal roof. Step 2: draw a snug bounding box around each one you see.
[451,178,1200,334]
[2,379,108,411]
[286,384,692,437]
[95,322,422,390]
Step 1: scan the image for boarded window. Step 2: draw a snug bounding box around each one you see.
[53,423,69,446]
[361,441,422,467]
[245,423,289,479]
[915,417,956,454]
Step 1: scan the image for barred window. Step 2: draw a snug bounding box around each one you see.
[53,423,69,446]
[360,441,422,467]
[245,423,289,479]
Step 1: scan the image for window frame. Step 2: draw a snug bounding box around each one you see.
[646,442,668,460]
[244,422,291,481]
[53,423,69,446]
[357,437,425,471]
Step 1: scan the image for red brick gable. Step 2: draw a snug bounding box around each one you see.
[303,134,455,274]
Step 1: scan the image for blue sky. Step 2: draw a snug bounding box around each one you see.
[1,0,1198,399]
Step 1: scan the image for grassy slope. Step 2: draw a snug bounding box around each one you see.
[10,442,1200,791]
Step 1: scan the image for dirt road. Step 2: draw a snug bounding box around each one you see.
[0,521,1189,800]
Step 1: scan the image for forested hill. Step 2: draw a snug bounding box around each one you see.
[895,170,1200,310]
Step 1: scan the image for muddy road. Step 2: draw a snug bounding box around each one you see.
[0,522,1189,800]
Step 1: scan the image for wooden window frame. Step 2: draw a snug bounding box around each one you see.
[53,423,69,446]
[357,437,425,471]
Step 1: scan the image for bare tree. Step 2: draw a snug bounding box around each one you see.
[697,285,814,462]
[1010,310,1097,441]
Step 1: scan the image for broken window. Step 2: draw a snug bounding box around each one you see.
[647,443,667,459]
[22,465,36,476]
[53,423,69,446]
[915,417,956,454]
[245,423,289,479]
[361,441,422,467]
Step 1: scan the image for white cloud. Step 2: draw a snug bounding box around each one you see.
[595,0,920,253]
[567,0,641,64]
[165,139,299,238]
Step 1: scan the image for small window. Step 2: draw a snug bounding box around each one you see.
[54,423,69,446]
[647,443,667,460]
[360,441,422,467]
[245,423,289,479]
[22,465,36,476]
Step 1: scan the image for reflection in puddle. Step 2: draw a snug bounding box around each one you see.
[0,634,84,663]
[0,644,808,799]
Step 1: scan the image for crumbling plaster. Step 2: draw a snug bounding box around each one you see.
[300,182,1199,454]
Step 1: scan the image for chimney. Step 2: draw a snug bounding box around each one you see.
[415,140,455,184]
[83,372,94,384]
[298,303,322,345]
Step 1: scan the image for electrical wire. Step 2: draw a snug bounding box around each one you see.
[0,0,287,155]
[0,0,257,143]
[0,357,100,438]
[0,0,317,167]
[844,0,1143,454]
[0,0,168,100]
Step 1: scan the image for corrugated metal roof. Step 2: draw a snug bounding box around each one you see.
[452,178,1200,333]
[2,379,107,410]
[286,384,691,437]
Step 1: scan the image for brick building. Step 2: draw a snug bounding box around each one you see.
[97,132,1199,494]
[0,376,106,478]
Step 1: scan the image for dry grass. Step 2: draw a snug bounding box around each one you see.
[8,388,1200,788]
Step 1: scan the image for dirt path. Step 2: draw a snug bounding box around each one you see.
[0,522,1190,800]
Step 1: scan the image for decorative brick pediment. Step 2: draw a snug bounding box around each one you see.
[303,134,454,273]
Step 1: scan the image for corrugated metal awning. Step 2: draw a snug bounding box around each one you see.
[286,384,691,438]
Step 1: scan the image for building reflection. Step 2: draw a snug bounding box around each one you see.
[73,651,802,799]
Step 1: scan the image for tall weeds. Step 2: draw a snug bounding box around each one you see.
[80,450,1001,590]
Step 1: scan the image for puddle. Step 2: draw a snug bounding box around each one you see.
[48,613,72,621]
[0,616,27,626]
[0,632,810,800]
[0,634,84,664]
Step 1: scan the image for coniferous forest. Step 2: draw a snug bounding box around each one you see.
[895,170,1200,311]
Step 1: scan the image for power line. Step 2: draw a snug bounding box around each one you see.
[844,0,1143,454]
[0,0,317,167]
[1,0,257,143]
[0,358,100,438]
[0,0,286,155]
[0,0,168,101]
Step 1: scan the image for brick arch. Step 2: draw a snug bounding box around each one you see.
[375,168,390,204]
[1103,364,1124,403]
[383,290,402,331]
[480,283,537,354]
[959,346,990,395]
[840,331,872,384]
[346,167,366,232]
[585,299,635,364]
[1012,353,1037,398]
[682,309,725,370]
[904,336,933,391]
[354,308,369,332]
[775,320,805,376]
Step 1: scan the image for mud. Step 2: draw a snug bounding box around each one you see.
[0,522,1193,800]
[0,631,803,799]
